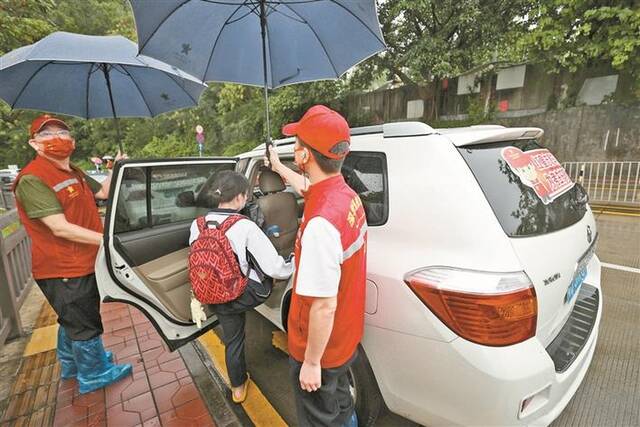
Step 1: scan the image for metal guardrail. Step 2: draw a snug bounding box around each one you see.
[0,188,16,210]
[563,161,640,207]
[0,209,33,349]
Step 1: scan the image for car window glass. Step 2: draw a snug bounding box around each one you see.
[114,167,147,233]
[236,158,250,175]
[150,165,229,226]
[113,163,234,234]
[458,140,587,237]
[342,152,388,226]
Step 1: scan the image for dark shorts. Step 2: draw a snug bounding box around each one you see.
[289,351,357,427]
[36,273,104,341]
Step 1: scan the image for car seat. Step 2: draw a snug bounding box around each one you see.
[256,169,298,257]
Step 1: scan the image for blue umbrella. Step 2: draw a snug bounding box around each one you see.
[0,32,207,152]
[128,0,386,145]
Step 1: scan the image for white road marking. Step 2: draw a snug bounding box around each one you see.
[601,262,640,274]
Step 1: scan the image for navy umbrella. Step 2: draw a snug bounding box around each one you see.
[128,0,386,145]
[0,32,207,152]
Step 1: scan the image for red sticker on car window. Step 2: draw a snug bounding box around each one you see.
[501,147,574,205]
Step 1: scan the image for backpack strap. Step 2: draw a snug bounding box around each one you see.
[219,214,247,233]
[196,216,207,233]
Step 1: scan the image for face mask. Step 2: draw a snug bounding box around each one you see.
[41,137,74,160]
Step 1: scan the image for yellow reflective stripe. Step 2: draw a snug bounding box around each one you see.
[199,331,287,427]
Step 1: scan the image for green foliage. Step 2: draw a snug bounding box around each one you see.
[0,0,55,55]
[352,0,533,86]
[521,1,640,86]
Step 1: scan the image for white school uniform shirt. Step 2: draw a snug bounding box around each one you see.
[294,217,343,298]
[189,210,294,282]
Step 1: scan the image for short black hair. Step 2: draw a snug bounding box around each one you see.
[299,139,349,174]
[209,170,249,206]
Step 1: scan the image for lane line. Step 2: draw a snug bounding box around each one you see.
[198,331,287,427]
[601,262,640,274]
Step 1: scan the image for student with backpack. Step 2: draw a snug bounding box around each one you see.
[188,170,294,403]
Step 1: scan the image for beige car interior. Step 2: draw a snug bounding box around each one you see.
[256,169,299,257]
[132,248,214,323]
[126,167,302,324]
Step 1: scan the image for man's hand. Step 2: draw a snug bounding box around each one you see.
[264,146,282,171]
[299,360,322,392]
[264,145,308,195]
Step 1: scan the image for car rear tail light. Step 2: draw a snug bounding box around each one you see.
[404,268,537,346]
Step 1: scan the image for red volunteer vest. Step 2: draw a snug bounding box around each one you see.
[14,156,103,280]
[287,175,368,368]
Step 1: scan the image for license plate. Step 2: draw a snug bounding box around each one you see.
[565,243,595,304]
[565,266,587,303]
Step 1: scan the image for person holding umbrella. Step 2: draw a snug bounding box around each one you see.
[12,114,131,394]
[266,105,368,427]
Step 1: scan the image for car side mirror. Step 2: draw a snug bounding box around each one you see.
[176,190,196,207]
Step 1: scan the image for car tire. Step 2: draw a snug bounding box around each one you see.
[350,345,384,427]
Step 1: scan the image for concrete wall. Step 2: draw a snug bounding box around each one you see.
[497,105,640,162]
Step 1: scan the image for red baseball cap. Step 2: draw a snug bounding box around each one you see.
[282,105,350,159]
[30,114,69,138]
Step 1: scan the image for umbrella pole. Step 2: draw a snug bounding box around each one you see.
[101,64,125,153]
[260,0,271,153]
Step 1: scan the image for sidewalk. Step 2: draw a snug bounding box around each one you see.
[0,288,216,427]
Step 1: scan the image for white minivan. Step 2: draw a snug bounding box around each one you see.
[96,122,602,426]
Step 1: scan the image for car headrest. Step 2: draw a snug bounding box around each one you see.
[259,169,286,194]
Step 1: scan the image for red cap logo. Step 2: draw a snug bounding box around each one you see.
[282,105,350,159]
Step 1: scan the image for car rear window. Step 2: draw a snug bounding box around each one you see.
[458,140,587,237]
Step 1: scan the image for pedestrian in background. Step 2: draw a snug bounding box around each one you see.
[267,105,368,427]
[13,114,131,394]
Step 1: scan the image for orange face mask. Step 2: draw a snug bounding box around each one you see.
[41,137,74,160]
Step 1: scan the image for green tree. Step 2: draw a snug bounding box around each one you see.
[351,0,533,117]
[521,0,640,96]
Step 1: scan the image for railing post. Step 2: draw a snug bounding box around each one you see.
[0,210,25,340]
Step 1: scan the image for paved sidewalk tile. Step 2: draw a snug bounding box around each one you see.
[1,300,217,427]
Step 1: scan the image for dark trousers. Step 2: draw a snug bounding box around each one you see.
[211,278,271,387]
[36,273,104,341]
[289,351,357,427]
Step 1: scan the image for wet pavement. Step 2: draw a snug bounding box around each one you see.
[239,213,640,426]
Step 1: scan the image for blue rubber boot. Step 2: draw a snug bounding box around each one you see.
[72,335,132,394]
[57,326,77,380]
[57,327,113,379]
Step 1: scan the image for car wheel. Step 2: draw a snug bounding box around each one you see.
[349,346,383,427]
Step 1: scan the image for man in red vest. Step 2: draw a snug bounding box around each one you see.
[267,105,367,426]
[13,114,131,394]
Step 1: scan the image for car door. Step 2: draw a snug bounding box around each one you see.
[95,158,237,351]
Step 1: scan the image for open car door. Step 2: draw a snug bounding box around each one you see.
[96,158,237,351]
